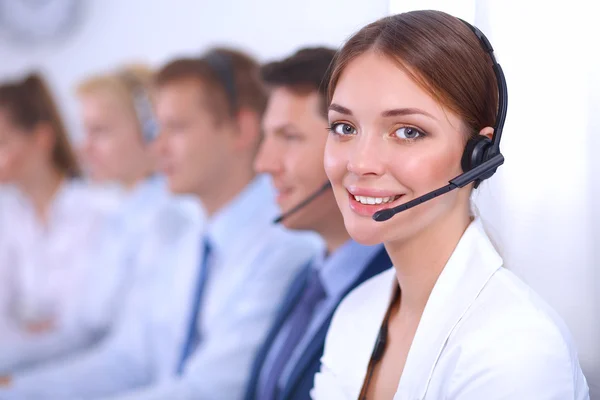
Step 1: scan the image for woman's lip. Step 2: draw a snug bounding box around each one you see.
[347,192,405,217]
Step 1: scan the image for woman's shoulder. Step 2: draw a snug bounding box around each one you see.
[474,267,578,344]
[445,267,588,397]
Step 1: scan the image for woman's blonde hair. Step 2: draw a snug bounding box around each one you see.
[77,64,158,141]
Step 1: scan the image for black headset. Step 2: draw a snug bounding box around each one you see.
[459,18,507,188]
[119,71,159,143]
[202,49,238,115]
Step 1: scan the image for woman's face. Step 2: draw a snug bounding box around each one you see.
[79,91,151,186]
[324,50,471,246]
[0,109,38,184]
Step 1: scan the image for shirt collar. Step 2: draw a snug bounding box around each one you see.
[117,176,166,217]
[205,174,278,255]
[315,239,385,298]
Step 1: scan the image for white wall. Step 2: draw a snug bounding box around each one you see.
[0,0,389,141]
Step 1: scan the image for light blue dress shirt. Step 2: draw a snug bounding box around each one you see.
[0,174,319,400]
[257,240,383,393]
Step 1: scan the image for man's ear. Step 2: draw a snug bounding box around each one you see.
[232,108,260,151]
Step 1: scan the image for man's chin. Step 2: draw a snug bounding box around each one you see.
[277,208,313,231]
[167,180,189,195]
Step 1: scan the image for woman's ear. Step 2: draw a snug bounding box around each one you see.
[479,126,494,141]
[32,122,55,153]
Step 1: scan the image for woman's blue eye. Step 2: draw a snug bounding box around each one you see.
[331,123,356,136]
[395,127,424,140]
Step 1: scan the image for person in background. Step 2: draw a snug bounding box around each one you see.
[0,47,318,400]
[72,64,204,340]
[311,10,588,399]
[244,47,392,400]
[78,64,157,189]
[0,73,118,369]
[0,65,201,374]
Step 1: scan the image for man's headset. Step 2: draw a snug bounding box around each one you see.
[202,49,238,115]
[275,19,507,224]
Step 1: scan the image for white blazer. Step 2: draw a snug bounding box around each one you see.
[312,218,589,400]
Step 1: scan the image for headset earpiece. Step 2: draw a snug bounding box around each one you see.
[461,135,493,188]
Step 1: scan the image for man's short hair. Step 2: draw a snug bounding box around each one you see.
[260,47,337,116]
[155,47,268,123]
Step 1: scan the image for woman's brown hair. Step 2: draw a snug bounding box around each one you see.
[0,73,81,177]
[328,10,498,139]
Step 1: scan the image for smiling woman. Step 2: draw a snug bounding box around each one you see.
[312,9,589,400]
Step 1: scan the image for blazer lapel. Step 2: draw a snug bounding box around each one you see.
[244,265,311,400]
[395,220,503,400]
[281,248,392,399]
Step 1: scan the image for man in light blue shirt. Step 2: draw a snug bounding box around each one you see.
[0,48,318,400]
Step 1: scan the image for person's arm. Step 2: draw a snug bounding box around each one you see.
[0,277,154,400]
[0,227,141,375]
[0,323,95,374]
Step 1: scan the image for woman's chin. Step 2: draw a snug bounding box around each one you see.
[350,235,384,246]
[344,220,387,246]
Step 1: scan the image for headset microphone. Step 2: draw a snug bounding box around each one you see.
[273,181,332,224]
[372,153,504,222]
[373,18,508,223]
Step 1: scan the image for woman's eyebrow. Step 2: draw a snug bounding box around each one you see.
[380,107,437,120]
[329,103,437,121]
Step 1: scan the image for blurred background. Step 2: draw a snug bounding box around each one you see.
[0,0,389,142]
[0,0,598,397]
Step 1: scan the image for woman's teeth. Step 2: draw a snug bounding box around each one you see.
[353,195,401,205]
